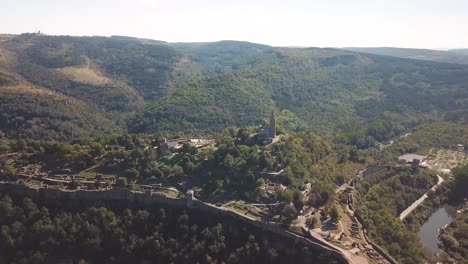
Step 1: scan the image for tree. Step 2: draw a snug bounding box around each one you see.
[266,248,278,262]
[306,217,317,228]
[1,164,16,178]
[14,139,26,152]
[182,143,198,155]
[253,187,265,200]
[124,168,139,180]
[259,152,273,170]
[281,204,298,223]
[329,206,340,223]
[255,178,265,188]
[293,190,304,211]
[89,142,104,156]
[450,164,468,203]
[116,177,128,187]
[237,128,250,142]
[215,179,224,189]
[335,175,345,185]
[69,179,82,190]
[0,141,10,154]
[223,154,235,169]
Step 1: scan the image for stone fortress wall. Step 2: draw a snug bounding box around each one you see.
[0,182,348,263]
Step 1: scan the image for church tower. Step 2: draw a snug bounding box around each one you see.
[269,111,276,138]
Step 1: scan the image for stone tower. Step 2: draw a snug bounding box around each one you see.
[186,189,194,208]
[269,111,276,138]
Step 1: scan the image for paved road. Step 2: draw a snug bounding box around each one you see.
[399,175,444,220]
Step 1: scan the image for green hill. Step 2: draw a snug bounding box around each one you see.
[450,49,468,55]
[343,47,468,65]
[0,34,195,139]
[170,40,273,74]
[128,73,275,133]
[1,34,468,140]
[0,84,118,140]
[130,47,468,136]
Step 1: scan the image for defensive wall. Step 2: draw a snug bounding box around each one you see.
[0,182,349,263]
[351,186,399,264]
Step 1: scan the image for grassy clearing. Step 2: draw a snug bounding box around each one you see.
[153,188,180,198]
[79,171,96,179]
[225,202,265,220]
[59,66,111,85]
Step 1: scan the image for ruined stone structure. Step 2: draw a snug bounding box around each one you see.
[362,165,388,178]
[411,159,420,173]
[156,138,170,158]
[186,189,194,208]
[269,111,276,138]
[258,112,276,143]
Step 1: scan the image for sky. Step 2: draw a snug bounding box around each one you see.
[1,0,468,49]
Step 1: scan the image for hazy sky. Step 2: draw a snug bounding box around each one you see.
[1,0,468,48]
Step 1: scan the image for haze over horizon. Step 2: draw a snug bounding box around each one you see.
[1,0,468,49]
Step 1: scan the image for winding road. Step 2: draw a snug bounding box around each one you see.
[399,175,444,220]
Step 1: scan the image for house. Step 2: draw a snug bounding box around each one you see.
[188,139,215,148]
[264,182,287,194]
[419,161,429,168]
[155,138,183,157]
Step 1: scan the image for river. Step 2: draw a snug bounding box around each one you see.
[418,206,453,255]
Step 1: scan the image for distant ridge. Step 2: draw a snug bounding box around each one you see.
[450,49,468,55]
[342,47,468,64]
[0,33,467,139]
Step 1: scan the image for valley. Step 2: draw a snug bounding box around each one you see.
[0,33,467,264]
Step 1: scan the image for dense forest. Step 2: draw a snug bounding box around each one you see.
[439,211,468,262]
[343,47,468,65]
[434,164,468,262]
[0,193,342,264]
[0,34,467,139]
[389,122,468,154]
[133,48,468,136]
[354,167,438,263]
[448,164,468,204]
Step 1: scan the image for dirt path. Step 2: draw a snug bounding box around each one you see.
[399,175,444,220]
[0,152,18,158]
[308,230,369,264]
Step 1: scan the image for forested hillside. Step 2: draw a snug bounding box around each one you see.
[133,47,468,136]
[344,47,468,65]
[354,167,438,263]
[0,34,192,139]
[1,33,468,140]
[170,40,273,74]
[0,194,342,264]
[450,49,468,56]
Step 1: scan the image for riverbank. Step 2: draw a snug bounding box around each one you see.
[437,207,468,262]
[418,206,453,255]
[401,178,455,262]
